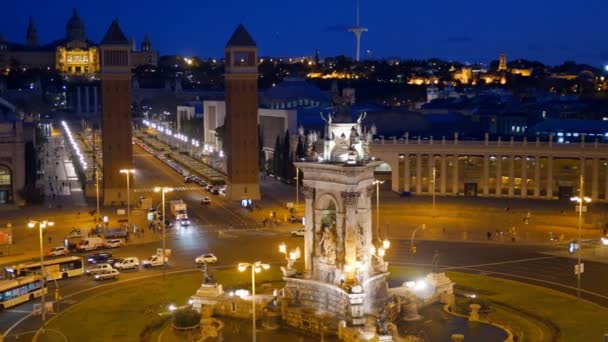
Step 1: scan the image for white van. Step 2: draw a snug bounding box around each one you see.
[114,257,139,270]
[77,237,104,252]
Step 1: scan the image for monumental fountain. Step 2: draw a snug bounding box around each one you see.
[188,97,511,341]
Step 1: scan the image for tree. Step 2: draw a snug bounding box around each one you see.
[295,135,305,160]
[282,130,292,181]
[272,136,282,177]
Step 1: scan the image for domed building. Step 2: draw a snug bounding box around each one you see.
[0,9,158,76]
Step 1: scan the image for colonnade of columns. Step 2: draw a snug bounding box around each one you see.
[385,154,608,202]
[75,85,98,116]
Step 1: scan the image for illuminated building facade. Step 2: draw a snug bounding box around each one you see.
[0,9,157,74]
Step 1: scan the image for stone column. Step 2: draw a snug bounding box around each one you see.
[592,158,599,201]
[521,157,527,198]
[403,154,410,192]
[452,155,459,195]
[440,155,447,195]
[76,86,82,115]
[482,155,489,196]
[496,156,502,195]
[508,156,515,196]
[335,212,345,267]
[547,156,554,199]
[388,156,399,193]
[302,186,315,273]
[364,187,374,273]
[534,157,540,197]
[342,192,360,276]
[416,154,422,194]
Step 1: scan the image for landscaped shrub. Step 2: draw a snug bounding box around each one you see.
[172,308,201,328]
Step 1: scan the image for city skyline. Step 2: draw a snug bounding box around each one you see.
[2,0,606,66]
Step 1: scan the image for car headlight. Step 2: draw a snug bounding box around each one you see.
[602,237,608,246]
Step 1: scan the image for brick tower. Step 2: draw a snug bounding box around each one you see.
[224,24,260,200]
[100,20,133,205]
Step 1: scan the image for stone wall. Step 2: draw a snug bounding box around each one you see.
[283,277,350,317]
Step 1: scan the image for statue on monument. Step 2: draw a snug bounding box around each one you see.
[202,262,214,284]
[319,226,336,264]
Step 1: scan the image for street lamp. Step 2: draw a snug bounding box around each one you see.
[295,168,300,207]
[431,166,437,212]
[570,175,591,299]
[155,186,174,277]
[119,169,135,229]
[27,219,54,324]
[238,261,270,342]
[372,180,385,242]
[410,223,427,255]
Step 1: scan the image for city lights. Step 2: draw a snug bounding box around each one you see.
[61,120,87,170]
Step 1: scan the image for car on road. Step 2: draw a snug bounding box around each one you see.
[142,255,169,268]
[178,219,191,227]
[201,197,211,205]
[210,187,219,195]
[291,228,306,237]
[87,252,115,264]
[104,239,125,248]
[195,253,218,264]
[114,257,139,270]
[94,269,120,281]
[47,246,70,257]
[86,263,114,275]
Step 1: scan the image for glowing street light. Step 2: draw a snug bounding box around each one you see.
[238,261,270,342]
[155,187,174,277]
[119,169,135,229]
[410,224,427,255]
[28,219,54,323]
[570,175,591,299]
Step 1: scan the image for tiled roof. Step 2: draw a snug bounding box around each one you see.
[101,20,129,45]
[226,24,256,48]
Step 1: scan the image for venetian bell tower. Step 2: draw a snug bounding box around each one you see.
[100,20,133,205]
[224,24,261,200]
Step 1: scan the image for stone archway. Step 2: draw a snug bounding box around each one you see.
[0,165,13,204]
[315,194,339,268]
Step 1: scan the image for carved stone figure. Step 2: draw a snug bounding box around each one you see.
[319,227,336,264]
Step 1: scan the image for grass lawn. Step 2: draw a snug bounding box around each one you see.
[38,266,608,341]
[38,268,286,342]
[389,265,608,341]
[447,272,608,342]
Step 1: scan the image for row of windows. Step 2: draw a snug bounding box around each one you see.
[0,281,42,302]
[0,167,10,186]
[66,55,90,63]
[270,99,321,109]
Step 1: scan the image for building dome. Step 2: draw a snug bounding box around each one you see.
[66,8,86,42]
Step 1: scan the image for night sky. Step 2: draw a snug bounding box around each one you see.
[3,0,607,66]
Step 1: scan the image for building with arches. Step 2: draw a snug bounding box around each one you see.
[0,98,31,206]
[370,134,608,202]
[0,9,158,74]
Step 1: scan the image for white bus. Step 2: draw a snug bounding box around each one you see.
[0,276,46,310]
[5,256,84,280]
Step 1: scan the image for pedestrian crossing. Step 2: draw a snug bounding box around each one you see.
[133,185,202,193]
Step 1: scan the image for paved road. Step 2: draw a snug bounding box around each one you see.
[3,140,608,339]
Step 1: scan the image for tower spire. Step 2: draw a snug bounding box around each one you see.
[348,0,367,62]
[26,16,38,48]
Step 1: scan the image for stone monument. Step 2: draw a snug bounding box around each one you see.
[283,103,387,328]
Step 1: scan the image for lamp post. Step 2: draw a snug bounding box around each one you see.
[410,223,427,255]
[373,180,385,242]
[27,219,54,324]
[431,166,437,212]
[295,168,300,207]
[155,187,174,278]
[570,175,591,299]
[95,167,100,220]
[238,261,270,342]
[119,169,135,229]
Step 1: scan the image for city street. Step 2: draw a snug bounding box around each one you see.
[2,136,608,339]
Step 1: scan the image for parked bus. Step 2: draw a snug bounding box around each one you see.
[0,276,46,310]
[5,256,84,280]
